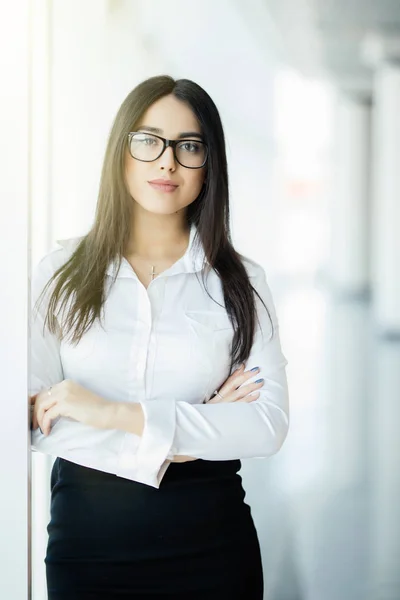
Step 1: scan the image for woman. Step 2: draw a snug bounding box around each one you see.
[30,75,289,599]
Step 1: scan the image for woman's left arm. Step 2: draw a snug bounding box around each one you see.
[114,263,289,475]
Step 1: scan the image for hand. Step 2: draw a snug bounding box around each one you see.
[32,379,111,436]
[169,365,264,462]
[170,455,198,463]
[205,363,263,404]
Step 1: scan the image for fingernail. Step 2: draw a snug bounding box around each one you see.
[255,378,264,384]
[250,367,259,372]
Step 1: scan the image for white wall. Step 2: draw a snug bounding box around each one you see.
[0,2,30,599]
[50,0,163,239]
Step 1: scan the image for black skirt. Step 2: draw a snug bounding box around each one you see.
[45,457,264,599]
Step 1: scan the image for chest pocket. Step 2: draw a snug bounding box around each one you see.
[183,310,234,400]
[184,310,233,332]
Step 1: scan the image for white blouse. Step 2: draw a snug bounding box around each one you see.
[30,223,289,489]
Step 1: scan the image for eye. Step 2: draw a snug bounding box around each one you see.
[131,134,159,146]
[142,136,157,146]
[179,141,201,153]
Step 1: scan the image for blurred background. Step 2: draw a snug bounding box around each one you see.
[1,1,400,599]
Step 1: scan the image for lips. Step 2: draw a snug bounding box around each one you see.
[148,179,178,187]
[148,180,179,192]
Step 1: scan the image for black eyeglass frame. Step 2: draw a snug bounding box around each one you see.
[127,131,208,169]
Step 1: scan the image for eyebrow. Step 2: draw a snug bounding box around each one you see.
[136,125,203,140]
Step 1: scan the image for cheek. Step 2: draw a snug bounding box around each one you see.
[184,171,205,199]
[125,162,148,196]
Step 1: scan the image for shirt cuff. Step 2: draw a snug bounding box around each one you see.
[116,401,176,489]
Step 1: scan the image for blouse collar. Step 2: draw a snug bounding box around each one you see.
[56,222,208,280]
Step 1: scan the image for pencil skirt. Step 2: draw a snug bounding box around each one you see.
[45,457,264,599]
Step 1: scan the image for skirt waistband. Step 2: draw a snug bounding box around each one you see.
[51,456,243,490]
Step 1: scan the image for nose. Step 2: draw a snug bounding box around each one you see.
[158,145,176,171]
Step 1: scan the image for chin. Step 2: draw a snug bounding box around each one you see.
[142,203,184,216]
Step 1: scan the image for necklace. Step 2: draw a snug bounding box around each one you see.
[150,265,157,280]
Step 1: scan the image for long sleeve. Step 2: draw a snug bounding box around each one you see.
[126,263,289,477]
[29,248,173,488]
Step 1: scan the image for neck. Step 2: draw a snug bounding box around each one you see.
[126,209,190,263]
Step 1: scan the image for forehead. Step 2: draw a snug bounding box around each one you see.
[139,94,201,137]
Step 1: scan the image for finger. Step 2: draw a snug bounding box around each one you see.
[204,394,218,404]
[226,364,244,381]
[205,390,228,404]
[221,367,260,397]
[236,392,260,403]
[40,405,60,436]
[32,410,43,433]
[232,364,259,384]
[216,368,243,396]
[31,408,38,430]
[207,387,260,404]
[235,378,264,400]
[235,367,260,386]
[36,395,58,428]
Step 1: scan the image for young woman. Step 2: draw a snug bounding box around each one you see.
[30,75,289,599]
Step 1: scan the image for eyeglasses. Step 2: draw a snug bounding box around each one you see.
[127,131,208,169]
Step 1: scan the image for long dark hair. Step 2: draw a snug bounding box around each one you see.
[36,75,273,373]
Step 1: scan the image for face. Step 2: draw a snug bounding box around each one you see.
[124,94,207,216]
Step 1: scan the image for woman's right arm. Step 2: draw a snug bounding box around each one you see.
[30,247,174,488]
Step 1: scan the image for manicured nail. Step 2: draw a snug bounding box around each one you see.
[255,378,264,384]
[250,367,259,372]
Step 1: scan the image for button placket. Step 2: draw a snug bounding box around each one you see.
[135,286,153,399]
[144,278,165,400]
